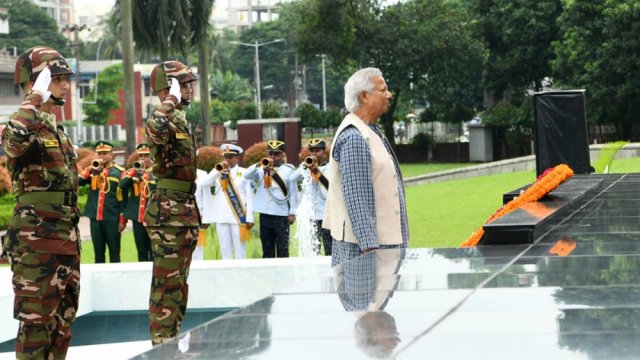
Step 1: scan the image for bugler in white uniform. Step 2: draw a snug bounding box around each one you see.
[197,144,254,259]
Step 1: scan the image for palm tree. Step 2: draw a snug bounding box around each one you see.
[114,0,215,144]
[210,70,253,103]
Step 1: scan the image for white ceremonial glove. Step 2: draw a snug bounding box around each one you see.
[169,78,181,103]
[32,67,52,103]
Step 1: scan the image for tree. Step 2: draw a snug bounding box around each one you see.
[209,29,239,74]
[209,70,254,102]
[552,0,640,140]
[230,20,295,114]
[83,63,123,125]
[289,0,485,146]
[82,11,123,60]
[262,101,284,119]
[472,0,562,103]
[295,103,322,136]
[0,0,68,55]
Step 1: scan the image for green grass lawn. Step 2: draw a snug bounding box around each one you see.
[400,163,474,178]
[606,157,640,173]
[407,170,536,248]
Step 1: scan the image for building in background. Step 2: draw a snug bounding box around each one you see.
[29,0,74,34]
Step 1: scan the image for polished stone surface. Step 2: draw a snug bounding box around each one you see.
[135,174,640,359]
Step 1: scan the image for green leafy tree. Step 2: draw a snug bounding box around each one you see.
[472,0,562,102]
[83,63,123,125]
[323,107,343,128]
[209,99,232,125]
[0,0,68,55]
[552,0,640,140]
[262,101,284,119]
[185,100,202,125]
[288,0,485,146]
[231,20,294,113]
[209,29,239,73]
[210,70,253,102]
[295,103,322,136]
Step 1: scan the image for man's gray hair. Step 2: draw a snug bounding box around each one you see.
[344,67,383,113]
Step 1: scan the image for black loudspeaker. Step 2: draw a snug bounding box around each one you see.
[533,90,591,177]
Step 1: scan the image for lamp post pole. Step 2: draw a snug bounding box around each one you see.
[321,54,326,111]
[254,41,262,120]
[64,24,89,145]
[231,39,284,120]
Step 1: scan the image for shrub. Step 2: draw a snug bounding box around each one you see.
[197,146,223,172]
[243,142,268,167]
[0,166,11,194]
[0,156,12,194]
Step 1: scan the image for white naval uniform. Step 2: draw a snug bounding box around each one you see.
[290,163,329,220]
[244,163,298,217]
[193,169,211,260]
[197,165,254,259]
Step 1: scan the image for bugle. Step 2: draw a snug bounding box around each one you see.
[304,156,318,168]
[215,161,229,172]
[91,159,103,170]
[260,157,273,168]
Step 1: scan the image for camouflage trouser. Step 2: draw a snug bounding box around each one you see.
[8,251,80,360]
[146,225,198,345]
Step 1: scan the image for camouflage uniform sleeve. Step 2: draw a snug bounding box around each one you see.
[1,92,45,158]
[146,94,179,145]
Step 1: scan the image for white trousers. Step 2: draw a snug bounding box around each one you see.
[217,223,245,259]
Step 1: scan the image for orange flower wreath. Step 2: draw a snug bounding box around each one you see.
[460,164,574,247]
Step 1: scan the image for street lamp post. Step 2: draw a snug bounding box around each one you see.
[231,39,284,119]
[64,24,89,145]
[321,54,326,111]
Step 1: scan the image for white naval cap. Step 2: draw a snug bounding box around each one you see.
[220,143,243,155]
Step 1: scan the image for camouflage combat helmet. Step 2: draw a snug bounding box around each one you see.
[14,46,74,85]
[150,61,198,94]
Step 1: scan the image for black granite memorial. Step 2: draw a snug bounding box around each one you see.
[133,173,640,359]
[534,90,592,176]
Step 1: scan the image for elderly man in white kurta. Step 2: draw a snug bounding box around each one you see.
[197,144,254,259]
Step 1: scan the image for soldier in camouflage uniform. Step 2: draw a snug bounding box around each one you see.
[1,47,80,359]
[144,61,201,345]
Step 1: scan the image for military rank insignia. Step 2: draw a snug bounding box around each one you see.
[176,133,189,140]
[44,139,59,147]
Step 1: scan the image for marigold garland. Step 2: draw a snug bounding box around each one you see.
[460,164,574,247]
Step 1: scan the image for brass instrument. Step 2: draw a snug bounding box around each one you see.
[133,160,145,170]
[304,156,318,168]
[215,161,229,172]
[260,157,273,168]
[91,159,103,170]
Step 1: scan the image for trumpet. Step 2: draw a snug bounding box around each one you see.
[215,161,229,173]
[91,158,104,170]
[304,156,318,168]
[260,157,273,168]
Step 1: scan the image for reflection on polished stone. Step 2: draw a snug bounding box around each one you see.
[134,173,640,359]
